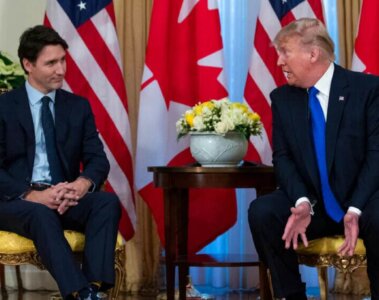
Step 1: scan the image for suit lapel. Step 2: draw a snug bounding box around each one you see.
[326,65,348,175]
[290,88,320,194]
[15,87,36,170]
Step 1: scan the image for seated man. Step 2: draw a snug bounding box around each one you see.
[0,25,120,300]
[249,18,379,299]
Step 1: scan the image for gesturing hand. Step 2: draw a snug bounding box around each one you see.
[282,202,312,250]
[338,212,359,256]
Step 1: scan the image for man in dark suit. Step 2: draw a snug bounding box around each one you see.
[0,25,120,300]
[248,18,379,299]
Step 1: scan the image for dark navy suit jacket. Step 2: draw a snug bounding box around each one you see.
[271,64,379,211]
[0,85,109,201]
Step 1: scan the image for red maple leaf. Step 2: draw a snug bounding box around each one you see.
[145,0,227,108]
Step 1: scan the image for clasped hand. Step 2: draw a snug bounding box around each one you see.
[25,177,92,214]
[282,203,359,257]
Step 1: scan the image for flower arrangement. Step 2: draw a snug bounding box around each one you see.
[0,51,25,89]
[176,98,262,140]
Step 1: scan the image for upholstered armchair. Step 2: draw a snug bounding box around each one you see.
[0,230,125,299]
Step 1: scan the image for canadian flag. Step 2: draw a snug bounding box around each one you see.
[352,0,379,74]
[135,0,237,253]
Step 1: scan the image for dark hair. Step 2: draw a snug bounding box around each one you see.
[18,25,68,73]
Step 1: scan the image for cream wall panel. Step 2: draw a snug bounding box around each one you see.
[0,0,47,59]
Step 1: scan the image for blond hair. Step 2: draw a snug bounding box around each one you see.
[273,18,335,61]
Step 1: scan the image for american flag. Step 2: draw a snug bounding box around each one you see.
[352,0,379,74]
[244,0,324,165]
[44,0,136,240]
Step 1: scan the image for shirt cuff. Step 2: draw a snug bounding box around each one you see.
[348,206,362,216]
[295,197,314,215]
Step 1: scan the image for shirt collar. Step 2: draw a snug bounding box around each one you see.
[25,80,56,106]
[313,63,334,98]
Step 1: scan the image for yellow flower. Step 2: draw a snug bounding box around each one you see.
[230,102,248,113]
[248,112,261,122]
[194,101,215,115]
[185,111,195,127]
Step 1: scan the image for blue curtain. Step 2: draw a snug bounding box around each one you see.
[190,0,339,292]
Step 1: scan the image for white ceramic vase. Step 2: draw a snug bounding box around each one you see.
[189,131,248,167]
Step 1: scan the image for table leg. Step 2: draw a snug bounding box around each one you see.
[177,189,189,300]
[164,188,179,300]
[256,189,273,300]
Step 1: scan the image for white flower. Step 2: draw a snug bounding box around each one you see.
[214,121,229,134]
[176,98,262,140]
[193,115,206,131]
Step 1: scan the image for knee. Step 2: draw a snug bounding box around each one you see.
[248,196,274,230]
[25,205,61,235]
[29,204,58,223]
[93,192,121,219]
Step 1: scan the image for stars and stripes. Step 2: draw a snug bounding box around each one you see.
[244,0,324,165]
[44,0,136,240]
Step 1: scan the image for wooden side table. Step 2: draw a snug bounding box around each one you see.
[148,163,276,300]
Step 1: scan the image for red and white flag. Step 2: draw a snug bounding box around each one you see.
[244,0,324,165]
[136,0,237,253]
[45,0,136,240]
[352,0,379,74]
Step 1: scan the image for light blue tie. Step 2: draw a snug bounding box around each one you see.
[309,87,344,222]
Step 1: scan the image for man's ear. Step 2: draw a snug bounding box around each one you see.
[310,46,321,63]
[22,58,33,73]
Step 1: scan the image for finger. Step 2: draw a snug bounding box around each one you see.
[282,225,290,241]
[292,234,298,250]
[57,199,69,214]
[282,226,293,247]
[285,229,295,249]
[285,236,292,249]
[51,182,69,192]
[338,240,349,256]
[300,233,308,247]
[348,237,357,256]
[282,216,295,241]
[66,199,78,207]
[63,193,79,202]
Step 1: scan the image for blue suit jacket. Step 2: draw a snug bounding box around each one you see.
[0,85,110,201]
[271,64,379,211]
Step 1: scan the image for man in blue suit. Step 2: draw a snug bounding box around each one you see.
[0,25,120,300]
[249,18,379,299]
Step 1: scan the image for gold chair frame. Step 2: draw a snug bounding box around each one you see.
[296,236,367,300]
[0,231,125,300]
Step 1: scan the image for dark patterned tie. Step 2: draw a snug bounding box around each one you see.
[41,96,64,184]
[309,87,344,222]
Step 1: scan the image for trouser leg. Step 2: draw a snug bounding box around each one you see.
[248,189,343,299]
[62,191,121,288]
[248,190,305,298]
[0,199,88,297]
[359,197,379,300]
